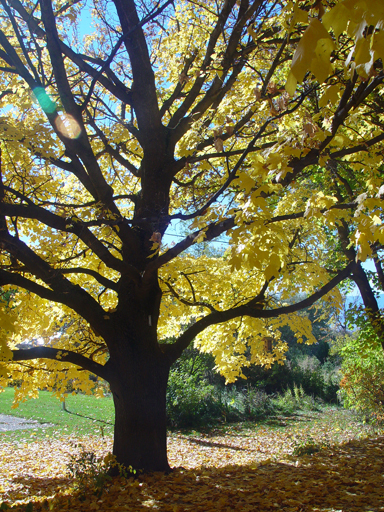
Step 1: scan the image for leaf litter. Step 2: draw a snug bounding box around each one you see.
[1,408,384,511]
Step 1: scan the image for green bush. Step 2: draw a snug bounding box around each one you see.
[66,445,113,497]
[336,331,384,423]
[166,342,338,429]
[242,386,275,418]
[240,355,339,403]
[291,355,340,402]
[166,370,223,427]
[66,445,136,496]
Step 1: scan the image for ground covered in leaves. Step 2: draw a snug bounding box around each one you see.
[1,408,383,511]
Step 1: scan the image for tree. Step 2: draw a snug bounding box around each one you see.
[0,0,383,471]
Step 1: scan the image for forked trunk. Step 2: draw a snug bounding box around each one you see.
[108,348,171,473]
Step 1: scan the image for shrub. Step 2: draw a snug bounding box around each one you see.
[67,446,113,497]
[67,445,136,496]
[291,355,340,402]
[337,332,384,423]
[166,370,223,427]
[242,387,275,418]
[240,354,340,402]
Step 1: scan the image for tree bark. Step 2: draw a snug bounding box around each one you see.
[337,221,384,348]
[351,262,384,350]
[107,327,171,472]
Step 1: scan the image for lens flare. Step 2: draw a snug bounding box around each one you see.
[55,113,81,139]
[32,87,57,114]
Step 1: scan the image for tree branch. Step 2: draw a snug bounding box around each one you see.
[0,203,129,274]
[60,268,119,291]
[147,217,235,272]
[160,277,217,313]
[164,261,357,363]
[11,346,110,380]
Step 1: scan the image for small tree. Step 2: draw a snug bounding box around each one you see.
[0,0,383,471]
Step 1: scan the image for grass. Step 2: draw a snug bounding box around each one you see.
[1,386,381,447]
[0,387,115,442]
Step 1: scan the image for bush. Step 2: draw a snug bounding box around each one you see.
[240,355,339,403]
[166,370,223,427]
[67,445,136,496]
[242,387,275,418]
[291,355,340,402]
[336,332,384,423]
[167,375,277,426]
[166,343,338,429]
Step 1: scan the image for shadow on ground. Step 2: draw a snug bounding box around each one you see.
[3,436,384,511]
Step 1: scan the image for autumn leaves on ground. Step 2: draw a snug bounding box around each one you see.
[1,406,383,512]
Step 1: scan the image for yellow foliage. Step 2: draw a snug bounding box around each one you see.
[0,0,382,431]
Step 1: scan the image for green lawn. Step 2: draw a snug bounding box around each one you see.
[0,387,115,442]
[1,386,382,448]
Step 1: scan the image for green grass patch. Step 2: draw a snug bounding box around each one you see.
[0,387,114,442]
[1,387,382,448]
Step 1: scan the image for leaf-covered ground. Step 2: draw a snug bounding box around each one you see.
[1,409,383,511]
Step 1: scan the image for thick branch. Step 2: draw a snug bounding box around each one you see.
[60,268,119,291]
[11,347,110,380]
[0,203,129,274]
[330,132,384,159]
[112,0,163,138]
[148,217,235,272]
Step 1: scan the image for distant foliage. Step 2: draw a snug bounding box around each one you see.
[167,338,340,428]
[241,354,340,403]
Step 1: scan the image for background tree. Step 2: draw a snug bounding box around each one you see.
[0,0,383,472]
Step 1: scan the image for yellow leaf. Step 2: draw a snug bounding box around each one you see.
[311,37,334,83]
[289,19,333,85]
[319,84,341,107]
[372,30,384,62]
[354,36,372,66]
[237,172,254,194]
[322,3,350,39]
[264,253,281,281]
[285,71,297,97]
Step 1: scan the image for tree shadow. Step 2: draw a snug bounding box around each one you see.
[10,475,71,489]
[180,436,248,451]
[64,408,114,425]
[3,436,384,511]
[145,436,384,511]
[263,413,316,427]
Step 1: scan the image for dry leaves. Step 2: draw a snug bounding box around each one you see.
[1,419,384,511]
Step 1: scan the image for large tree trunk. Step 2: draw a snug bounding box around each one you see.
[107,332,171,473]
